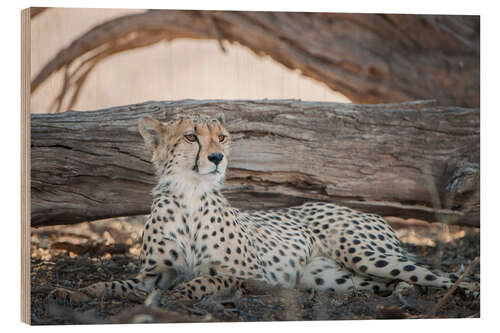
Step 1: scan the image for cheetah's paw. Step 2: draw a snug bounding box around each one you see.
[394,281,416,296]
[47,288,91,306]
[460,282,480,298]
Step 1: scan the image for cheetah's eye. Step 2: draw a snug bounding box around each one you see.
[184,134,197,143]
[218,135,226,143]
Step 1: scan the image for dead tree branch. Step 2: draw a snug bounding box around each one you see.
[31,11,479,112]
[31,100,479,227]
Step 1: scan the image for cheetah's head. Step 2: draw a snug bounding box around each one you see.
[139,113,230,193]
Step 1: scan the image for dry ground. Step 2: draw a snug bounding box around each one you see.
[30,216,480,325]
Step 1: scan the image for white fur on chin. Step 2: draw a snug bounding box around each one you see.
[154,169,225,197]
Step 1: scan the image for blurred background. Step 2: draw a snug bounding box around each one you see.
[31,8,349,115]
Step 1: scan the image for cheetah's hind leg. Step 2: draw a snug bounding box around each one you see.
[297,257,393,295]
[328,216,478,295]
[340,246,479,295]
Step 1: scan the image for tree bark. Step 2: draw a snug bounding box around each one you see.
[31,11,479,110]
[31,100,479,228]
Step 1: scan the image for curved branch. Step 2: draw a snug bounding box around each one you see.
[31,11,479,110]
[50,30,166,113]
[31,10,212,93]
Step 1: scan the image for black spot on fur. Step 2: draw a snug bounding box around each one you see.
[170,249,178,260]
[390,269,400,276]
[403,265,416,272]
[425,274,437,281]
[375,260,388,268]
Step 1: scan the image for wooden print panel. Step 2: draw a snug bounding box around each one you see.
[22,7,480,325]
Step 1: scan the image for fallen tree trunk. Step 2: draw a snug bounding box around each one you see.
[31,100,479,227]
[32,11,479,110]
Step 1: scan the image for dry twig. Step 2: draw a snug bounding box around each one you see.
[426,257,480,317]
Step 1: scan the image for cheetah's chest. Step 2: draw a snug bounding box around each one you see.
[142,195,264,281]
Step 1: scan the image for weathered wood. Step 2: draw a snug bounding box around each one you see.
[31,11,479,111]
[31,100,479,227]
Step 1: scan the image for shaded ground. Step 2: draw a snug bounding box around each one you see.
[30,216,480,324]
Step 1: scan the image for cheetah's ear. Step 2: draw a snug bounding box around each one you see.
[138,117,163,150]
[215,112,226,126]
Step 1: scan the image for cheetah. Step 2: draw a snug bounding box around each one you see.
[49,113,477,303]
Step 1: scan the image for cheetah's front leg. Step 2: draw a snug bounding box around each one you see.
[48,269,177,305]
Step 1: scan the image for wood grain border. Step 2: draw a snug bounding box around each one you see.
[21,7,31,325]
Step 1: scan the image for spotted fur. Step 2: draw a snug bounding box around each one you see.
[49,113,477,303]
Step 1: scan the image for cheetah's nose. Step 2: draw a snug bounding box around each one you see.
[208,153,224,166]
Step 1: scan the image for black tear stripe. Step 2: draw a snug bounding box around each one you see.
[193,139,201,172]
